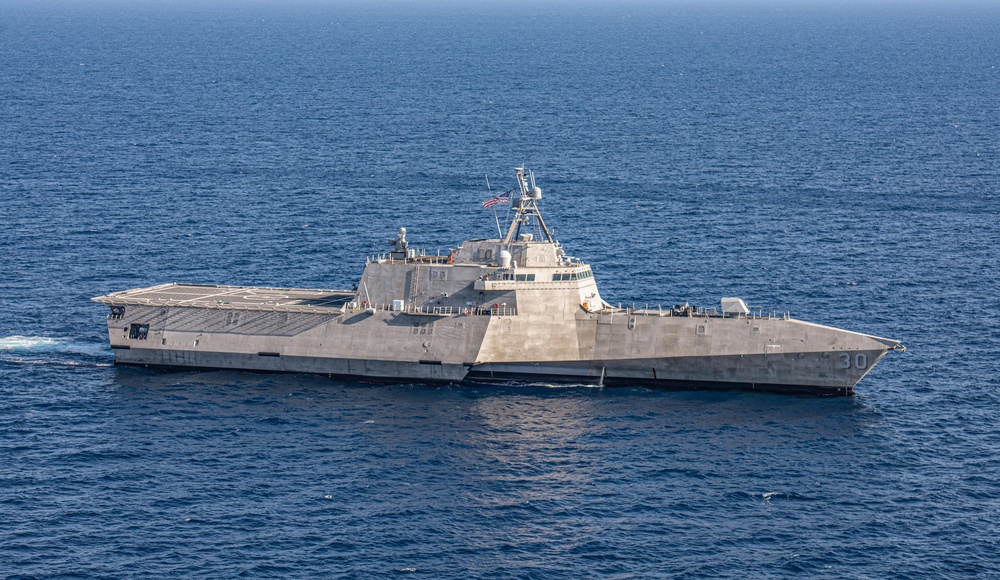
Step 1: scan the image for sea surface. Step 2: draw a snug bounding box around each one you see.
[2,1,999,577]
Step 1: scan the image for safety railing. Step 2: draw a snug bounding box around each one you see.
[600,303,790,320]
[98,297,347,314]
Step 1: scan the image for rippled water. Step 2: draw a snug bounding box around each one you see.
[2,1,998,577]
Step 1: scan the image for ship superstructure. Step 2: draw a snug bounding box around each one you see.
[94,168,903,395]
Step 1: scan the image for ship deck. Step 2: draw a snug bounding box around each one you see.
[92,283,355,313]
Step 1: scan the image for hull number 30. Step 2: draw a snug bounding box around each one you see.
[839,353,868,370]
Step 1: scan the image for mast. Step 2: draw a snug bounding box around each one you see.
[502,167,555,244]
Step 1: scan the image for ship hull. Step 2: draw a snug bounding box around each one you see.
[97,289,899,396]
[110,350,883,396]
[464,347,894,396]
[111,347,470,383]
[95,275,902,398]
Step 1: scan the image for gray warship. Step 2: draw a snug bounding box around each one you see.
[94,168,904,395]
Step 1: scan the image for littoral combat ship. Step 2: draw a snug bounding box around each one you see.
[94,168,904,395]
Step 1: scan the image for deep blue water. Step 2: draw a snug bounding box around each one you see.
[2,1,999,577]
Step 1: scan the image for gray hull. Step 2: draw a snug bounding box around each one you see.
[97,289,900,396]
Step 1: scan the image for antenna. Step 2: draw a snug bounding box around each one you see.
[503,167,554,244]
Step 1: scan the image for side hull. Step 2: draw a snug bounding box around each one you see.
[464,370,854,396]
[115,359,850,395]
[466,350,889,396]
[112,347,469,382]
[111,347,886,396]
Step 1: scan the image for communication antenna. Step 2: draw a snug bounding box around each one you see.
[503,167,554,244]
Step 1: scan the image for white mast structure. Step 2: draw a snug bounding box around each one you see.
[503,167,554,244]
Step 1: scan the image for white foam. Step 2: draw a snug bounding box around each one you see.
[61,342,112,358]
[0,335,110,359]
[0,357,113,368]
[0,336,64,351]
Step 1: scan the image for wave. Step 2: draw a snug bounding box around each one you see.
[0,357,114,368]
[0,335,112,366]
[0,335,64,350]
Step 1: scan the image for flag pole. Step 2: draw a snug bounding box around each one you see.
[494,206,502,238]
[486,174,502,238]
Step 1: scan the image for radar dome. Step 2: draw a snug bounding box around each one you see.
[499,250,512,269]
[532,186,542,199]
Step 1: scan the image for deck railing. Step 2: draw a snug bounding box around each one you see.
[604,303,790,320]
[98,297,348,314]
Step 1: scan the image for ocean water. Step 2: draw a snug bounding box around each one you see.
[2,1,999,577]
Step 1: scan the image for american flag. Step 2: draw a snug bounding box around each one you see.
[481,195,509,209]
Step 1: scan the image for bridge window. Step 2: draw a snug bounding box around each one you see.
[553,269,592,281]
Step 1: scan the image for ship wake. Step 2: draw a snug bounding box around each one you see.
[0,335,113,367]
